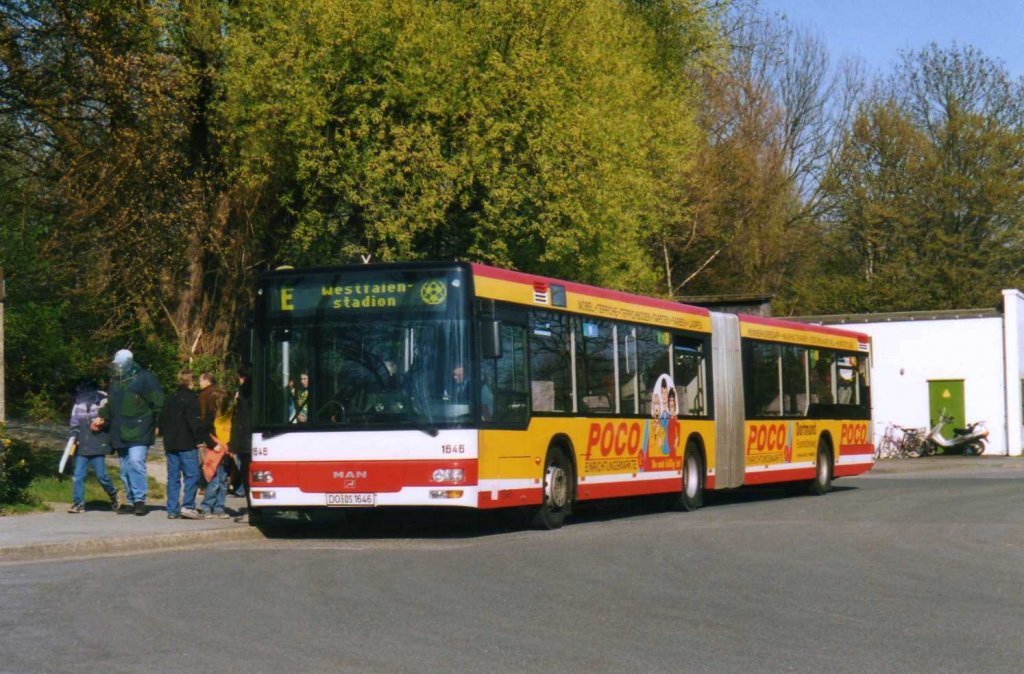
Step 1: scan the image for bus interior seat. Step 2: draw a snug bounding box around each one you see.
[531,380,555,412]
[582,395,612,413]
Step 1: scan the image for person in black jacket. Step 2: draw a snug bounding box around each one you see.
[158,370,205,520]
[229,365,253,505]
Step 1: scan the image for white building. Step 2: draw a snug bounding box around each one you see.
[799,290,1024,457]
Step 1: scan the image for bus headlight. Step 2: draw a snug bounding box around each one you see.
[431,468,464,483]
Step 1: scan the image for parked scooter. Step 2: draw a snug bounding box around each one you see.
[920,414,988,456]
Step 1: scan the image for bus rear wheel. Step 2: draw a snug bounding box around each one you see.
[533,448,573,530]
[807,440,833,496]
[668,443,704,512]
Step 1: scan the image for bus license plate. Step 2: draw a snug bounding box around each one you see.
[326,493,376,507]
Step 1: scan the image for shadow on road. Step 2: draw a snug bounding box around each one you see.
[252,483,860,540]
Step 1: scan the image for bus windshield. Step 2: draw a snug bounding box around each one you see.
[253,267,473,431]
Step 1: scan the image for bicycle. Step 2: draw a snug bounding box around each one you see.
[874,424,900,459]
[875,423,925,459]
[896,426,926,458]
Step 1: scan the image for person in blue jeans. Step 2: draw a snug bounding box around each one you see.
[199,387,232,519]
[157,370,205,519]
[94,349,164,516]
[67,380,120,513]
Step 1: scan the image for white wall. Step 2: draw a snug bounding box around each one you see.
[859,317,1008,455]
[1001,290,1024,456]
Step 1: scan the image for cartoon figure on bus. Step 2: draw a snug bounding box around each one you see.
[666,388,680,457]
[641,374,682,471]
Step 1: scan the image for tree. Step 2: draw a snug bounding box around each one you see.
[662,7,862,300]
[218,0,720,291]
[1,0,727,415]
[0,1,265,380]
[812,45,1024,313]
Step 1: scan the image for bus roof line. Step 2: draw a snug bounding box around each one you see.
[470,262,710,319]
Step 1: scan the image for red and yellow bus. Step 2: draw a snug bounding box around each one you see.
[249,262,873,527]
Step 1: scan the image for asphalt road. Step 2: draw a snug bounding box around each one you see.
[2,468,1023,674]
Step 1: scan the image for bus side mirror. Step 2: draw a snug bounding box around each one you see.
[482,320,502,359]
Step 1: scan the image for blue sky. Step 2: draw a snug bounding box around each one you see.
[756,0,1024,79]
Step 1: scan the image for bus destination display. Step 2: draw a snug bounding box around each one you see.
[263,272,460,318]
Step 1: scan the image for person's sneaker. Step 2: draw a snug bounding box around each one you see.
[67,503,84,514]
[110,491,121,512]
[133,501,147,516]
[197,510,211,519]
[179,508,201,520]
[214,511,231,519]
[167,512,181,519]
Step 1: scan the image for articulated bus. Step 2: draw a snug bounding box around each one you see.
[249,262,873,527]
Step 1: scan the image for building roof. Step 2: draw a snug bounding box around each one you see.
[792,307,1002,325]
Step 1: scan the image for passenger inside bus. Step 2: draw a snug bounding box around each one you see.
[289,373,309,423]
[446,365,492,420]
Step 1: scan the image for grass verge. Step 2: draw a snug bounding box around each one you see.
[1,442,165,515]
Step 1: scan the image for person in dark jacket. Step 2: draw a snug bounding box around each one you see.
[67,380,120,513]
[158,370,204,519]
[229,364,253,503]
[94,349,164,516]
[197,372,222,450]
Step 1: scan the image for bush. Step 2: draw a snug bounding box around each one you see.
[0,425,36,504]
[22,390,62,423]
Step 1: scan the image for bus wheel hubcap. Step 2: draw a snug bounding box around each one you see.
[546,465,568,509]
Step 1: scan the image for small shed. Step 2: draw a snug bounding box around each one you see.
[796,290,1024,457]
[679,293,774,317]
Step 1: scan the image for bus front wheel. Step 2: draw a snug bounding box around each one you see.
[533,448,573,530]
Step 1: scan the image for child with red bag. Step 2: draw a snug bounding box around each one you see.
[199,389,232,519]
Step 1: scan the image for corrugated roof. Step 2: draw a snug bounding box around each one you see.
[792,307,1002,325]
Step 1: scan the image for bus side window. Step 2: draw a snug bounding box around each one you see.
[837,357,858,405]
[673,335,708,417]
[619,327,638,415]
[486,323,528,425]
[809,350,835,405]
[748,341,782,417]
[636,326,669,416]
[576,319,614,415]
[782,345,807,416]
[529,311,572,413]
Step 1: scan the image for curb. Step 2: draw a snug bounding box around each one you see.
[866,456,1024,475]
[0,525,262,563]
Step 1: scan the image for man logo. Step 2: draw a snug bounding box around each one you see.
[420,280,447,306]
[333,470,368,480]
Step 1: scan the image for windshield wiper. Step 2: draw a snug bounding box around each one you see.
[414,423,439,437]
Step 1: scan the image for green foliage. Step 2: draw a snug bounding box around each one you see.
[218,0,716,291]
[809,45,1024,314]
[187,352,238,395]
[0,427,35,505]
[6,2,1024,419]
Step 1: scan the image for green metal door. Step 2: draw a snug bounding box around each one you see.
[928,380,965,440]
